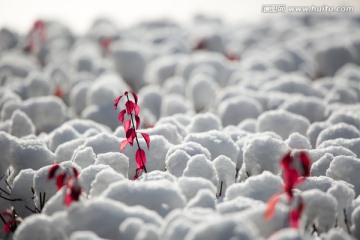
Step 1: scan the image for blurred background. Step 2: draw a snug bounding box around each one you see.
[1,0,360,33]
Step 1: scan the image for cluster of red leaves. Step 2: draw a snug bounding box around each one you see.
[54,87,64,98]
[100,37,112,52]
[48,163,82,206]
[2,208,22,235]
[265,151,311,229]
[25,19,46,54]
[114,91,150,180]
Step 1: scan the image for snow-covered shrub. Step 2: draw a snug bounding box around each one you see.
[256,110,310,139]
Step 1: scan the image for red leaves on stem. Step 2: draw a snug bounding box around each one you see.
[114,91,150,180]
[2,208,22,235]
[265,151,312,229]
[48,164,82,206]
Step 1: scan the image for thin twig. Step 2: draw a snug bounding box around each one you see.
[4,179,11,190]
[24,205,37,214]
[311,224,319,236]
[0,195,23,202]
[0,214,6,224]
[217,181,223,198]
[235,168,239,182]
[344,209,351,234]
[0,187,10,195]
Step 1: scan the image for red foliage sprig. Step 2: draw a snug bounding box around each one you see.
[48,163,82,206]
[264,151,311,229]
[1,208,22,235]
[114,91,150,180]
[25,19,47,54]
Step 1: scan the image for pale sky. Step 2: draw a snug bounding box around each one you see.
[0,0,359,34]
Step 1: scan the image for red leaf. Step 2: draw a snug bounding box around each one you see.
[48,163,60,180]
[56,173,67,190]
[120,139,128,152]
[135,115,140,130]
[118,110,126,124]
[281,151,292,171]
[299,151,311,177]
[284,168,299,200]
[114,96,123,110]
[64,193,73,206]
[4,221,11,234]
[264,194,281,220]
[290,200,304,228]
[131,92,138,104]
[124,119,131,133]
[141,132,150,149]
[54,87,64,98]
[134,104,140,116]
[135,148,146,168]
[100,37,112,50]
[126,128,136,145]
[1,210,12,218]
[134,168,144,180]
[125,101,135,115]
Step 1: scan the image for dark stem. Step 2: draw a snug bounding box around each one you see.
[126,95,147,173]
[0,187,10,195]
[311,224,319,235]
[39,192,46,210]
[0,214,6,224]
[24,205,37,214]
[4,179,11,190]
[235,168,239,182]
[0,195,22,202]
[344,208,351,234]
[217,181,223,198]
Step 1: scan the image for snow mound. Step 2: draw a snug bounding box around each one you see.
[242,135,289,175]
[225,171,283,202]
[285,133,311,150]
[326,155,360,196]
[102,180,185,217]
[166,150,191,178]
[185,130,239,161]
[316,123,360,147]
[301,189,338,233]
[71,146,96,169]
[89,168,125,197]
[95,152,129,177]
[1,96,67,133]
[256,110,310,139]
[187,112,221,133]
[9,109,35,137]
[183,154,218,186]
[166,141,211,160]
[218,96,262,127]
[177,177,217,201]
[184,217,259,240]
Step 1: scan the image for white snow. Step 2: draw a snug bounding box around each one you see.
[2,13,360,240]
